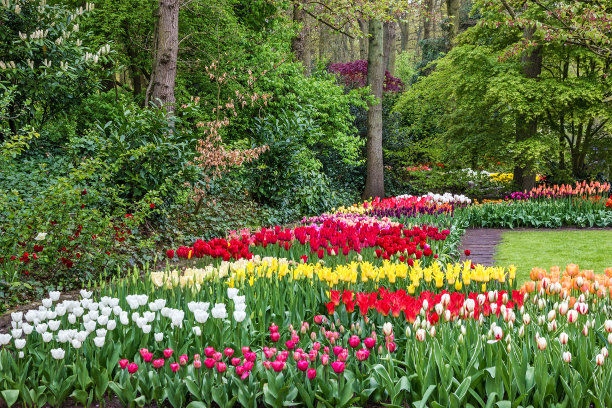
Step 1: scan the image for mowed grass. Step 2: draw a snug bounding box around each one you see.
[494,230,612,284]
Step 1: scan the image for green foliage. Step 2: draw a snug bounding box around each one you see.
[0,157,150,311]
[460,198,612,228]
[89,105,201,202]
[0,0,112,135]
[244,110,347,223]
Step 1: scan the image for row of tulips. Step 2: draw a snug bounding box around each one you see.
[1,272,611,407]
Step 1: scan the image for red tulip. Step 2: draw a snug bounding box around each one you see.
[331,361,345,374]
[163,349,173,358]
[119,359,129,369]
[307,368,317,380]
[170,363,180,372]
[297,360,309,371]
[153,359,165,368]
[464,250,471,256]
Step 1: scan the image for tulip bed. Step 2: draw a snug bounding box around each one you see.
[1,190,612,407]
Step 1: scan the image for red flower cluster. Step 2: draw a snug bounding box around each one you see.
[326,288,525,323]
[171,220,448,263]
[175,236,254,261]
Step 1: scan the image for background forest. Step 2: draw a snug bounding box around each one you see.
[1,0,611,300]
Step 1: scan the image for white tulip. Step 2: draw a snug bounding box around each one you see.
[15,339,26,349]
[234,303,247,312]
[233,311,246,322]
[35,232,47,241]
[120,313,129,326]
[11,312,23,322]
[142,325,151,334]
[562,351,571,363]
[97,315,108,326]
[383,322,393,336]
[22,323,33,335]
[84,321,96,333]
[601,347,609,358]
[106,320,117,331]
[55,306,67,317]
[76,331,88,342]
[80,290,92,299]
[0,334,12,346]
[154,299,166,310]
[112,306,123,316]
[11,329,22,339]
[49,291,60,302]
[93,337,105,347]
[71,339,82,349]
[559,332,569,345]
[42,332,52,343]
[233,295,246,305]
[154,332,163,342]
[192,326,202,336]
[51,348,65,359]
[73,307,84,318]
[68,314,77,324]
[227,288,239,300]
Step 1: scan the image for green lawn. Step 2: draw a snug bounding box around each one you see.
[494,230,612,284]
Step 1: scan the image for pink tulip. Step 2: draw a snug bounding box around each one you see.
[231,357,241,366]
[269,324,279,333]
[127,363,138,374]
[321,354,329,366]
[356,348,370,361]
[271,360,285,372]
[286,340,296,350]
[139,348,150,358]
[387,342,396,352]
[263,361,272,369]
[143,352,153,362]
[312,342,321,351]
[364,337,375,349]
[194,360,202,369]
[332,346,343,356]
[216,362,227,373]
[297,360,309,371]
[236,365,245,375]
[204,358,215,369]
[119,359,129,369]
[213,352,223,361]
[243,361,254,371]
[163,349,174,359]
[348,335,360,348]
[271,332,280,342]
[179,355,188,365]
[170,363,180,373]
[307,368,317,380]
[338,351,348,362]
[331,361,345,374]
[204,347,215,357]
[224,348,234,357]
[153,359,165,368]
[241,346,250,355]
[194,353,201,361]
[244,351,257,362]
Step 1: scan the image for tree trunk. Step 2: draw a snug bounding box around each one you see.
[383,21,397,75]
[123,19,142,99]
[423,0,434,40]
[319,24,328,61]
[513,27,542,191]
[399,21,409,51]
[445,0,459,44]
[363,20,385,200]
[358,20,368,60]
[145,0,179,112]
[291,2,307,63]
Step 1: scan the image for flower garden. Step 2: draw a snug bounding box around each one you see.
[1,181,612,407]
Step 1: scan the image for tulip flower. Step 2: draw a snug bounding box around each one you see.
[216,362,227,373]
[204,358,215,369]
[537,337,547,351]
[596,354,605,366]
[153,359,165,368]
[562,352,571,363]
[127,363,138,374]
[364,337,375,349]
[271,360,285,372]
[170,363,180,373]
[331,361,345,374]
[559,332,569,345]
[297,360,309,371]
[307,368,317,380]
[194,360,202,369]
[163,348,173,358]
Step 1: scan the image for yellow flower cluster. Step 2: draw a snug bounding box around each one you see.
[228,258,516,291]
[490,173,543,183]
[332,204,369,215]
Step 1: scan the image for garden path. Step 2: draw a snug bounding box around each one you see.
[458,228,504,267]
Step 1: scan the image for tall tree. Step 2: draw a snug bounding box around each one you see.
[363,20,385,198]
[145,0,179,111]
[383,21,397,74]
[291,2,307,63]
[446,0,460,43]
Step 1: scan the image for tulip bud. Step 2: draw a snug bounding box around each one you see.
[536,337,547,351]
[416,329,426,342]
[562,351,571,363]
[601,347,609,358]
[405,326,411,337]
[458,334,464,344]
[518,325,525,338]
[608,333,612,345]
[506,344,511,353]
[595,354,605,366]
[429,326,436,337]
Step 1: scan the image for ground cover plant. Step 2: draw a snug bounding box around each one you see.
[494,230,612,283]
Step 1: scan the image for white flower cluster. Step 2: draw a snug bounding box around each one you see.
[396,192,471,204]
